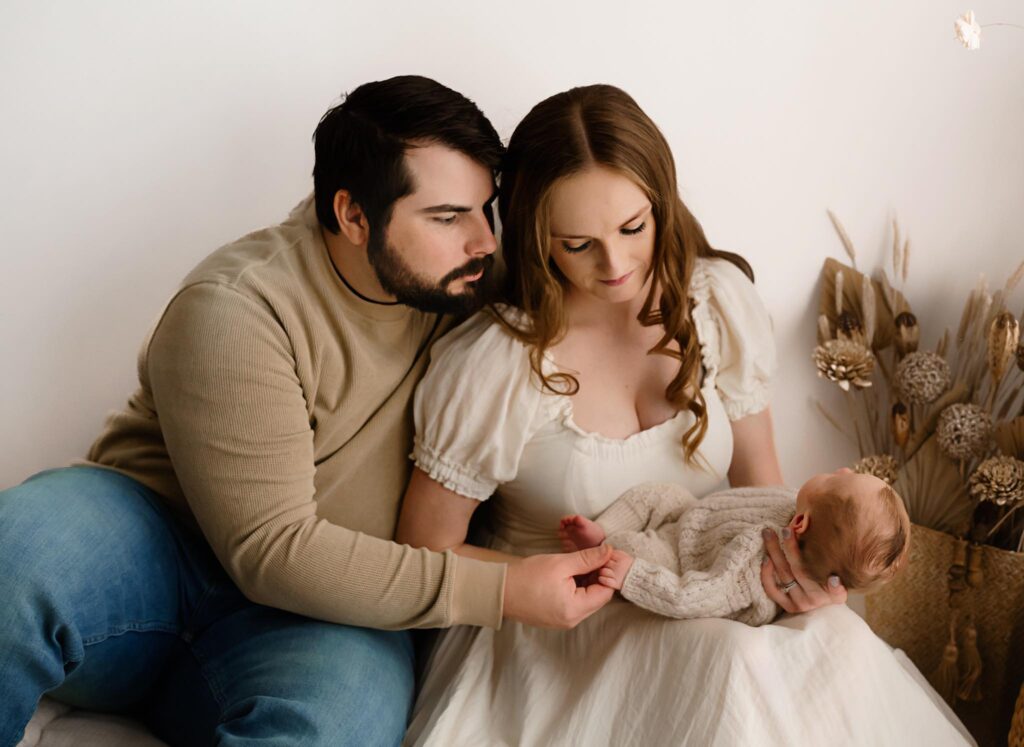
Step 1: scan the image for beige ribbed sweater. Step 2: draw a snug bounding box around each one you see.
[84,195,505,631]
[597,483,797,626]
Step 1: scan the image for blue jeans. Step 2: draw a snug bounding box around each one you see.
[0,467,415,747]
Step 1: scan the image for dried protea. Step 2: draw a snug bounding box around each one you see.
[853,454,899,484]
[813,339,875,391]
[894,351,951,404]
[892,402,910,447]
[894,311,920,357]
[968,455,1024,506]
[987,312,1020,386]
[936,404,993,461]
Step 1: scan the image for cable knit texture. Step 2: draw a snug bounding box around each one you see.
[598,483,797,626]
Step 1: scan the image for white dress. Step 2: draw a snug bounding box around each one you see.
[405,257,972,747]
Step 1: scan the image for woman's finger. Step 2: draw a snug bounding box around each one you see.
[761,556,796,613]
[761,529,793,582]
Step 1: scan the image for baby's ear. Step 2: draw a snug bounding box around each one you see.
[790,512,809,537]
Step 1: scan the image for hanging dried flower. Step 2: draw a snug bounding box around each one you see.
[987,311,1020,386]
[853,454,899,484]
[968,455,1024,506]
[954,10,982,50]
[813,339,875,391]
[892,402,910,448]
[936,404,993,461]
[894,311,919,357]
[894,351,951,404]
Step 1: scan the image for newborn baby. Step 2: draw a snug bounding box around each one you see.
[559,468,911,626]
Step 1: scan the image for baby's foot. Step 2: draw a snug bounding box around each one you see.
[558,514,606,552]
[598,549,635,591]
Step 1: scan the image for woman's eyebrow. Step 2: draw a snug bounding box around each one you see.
[551,204,651,239]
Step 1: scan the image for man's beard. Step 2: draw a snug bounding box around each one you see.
[367,230,497,315]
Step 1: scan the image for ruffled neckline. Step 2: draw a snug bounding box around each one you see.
[537,257,721,447]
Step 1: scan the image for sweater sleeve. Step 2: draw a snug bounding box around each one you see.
[596,483,698,537]
[147,282,505,631]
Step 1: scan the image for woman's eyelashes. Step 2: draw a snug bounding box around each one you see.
[560,222,647,254]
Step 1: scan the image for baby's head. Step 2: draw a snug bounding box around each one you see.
[790,467,910,593]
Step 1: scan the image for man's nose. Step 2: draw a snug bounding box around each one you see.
[466,214,497,257]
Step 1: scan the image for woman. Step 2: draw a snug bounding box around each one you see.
[397,85,970,745]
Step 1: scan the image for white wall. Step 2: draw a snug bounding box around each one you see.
[2,0,1023,491]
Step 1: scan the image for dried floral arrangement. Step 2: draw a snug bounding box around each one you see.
[812,213,1024,552]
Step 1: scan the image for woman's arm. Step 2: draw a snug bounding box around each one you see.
[728,407,848,613]
[396,467,522,565]
[727,406,785,487]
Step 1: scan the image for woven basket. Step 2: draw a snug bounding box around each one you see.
[865,524,1024,747]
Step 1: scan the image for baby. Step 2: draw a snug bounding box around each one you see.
[559,468,911,626]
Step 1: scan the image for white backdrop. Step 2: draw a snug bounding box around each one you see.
[2,0,1023,495]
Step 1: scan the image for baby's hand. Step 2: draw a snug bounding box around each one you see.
[559,514,606,552]
[598,549,634,591]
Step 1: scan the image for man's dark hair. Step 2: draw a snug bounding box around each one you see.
[313,75,503,235]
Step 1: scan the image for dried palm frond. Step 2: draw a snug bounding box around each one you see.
[895,434,971,533]
[819,258,907,352]
[994,417,1024,459]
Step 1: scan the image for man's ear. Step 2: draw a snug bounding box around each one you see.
[790,512,810,537]
[333,190,370,246]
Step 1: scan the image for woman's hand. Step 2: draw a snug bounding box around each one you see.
[760,527,847,614]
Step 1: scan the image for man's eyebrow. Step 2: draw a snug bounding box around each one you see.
[419,204,472,214]
[551,204,650,239]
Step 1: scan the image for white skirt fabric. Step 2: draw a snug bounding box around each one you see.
[406,601,974,747]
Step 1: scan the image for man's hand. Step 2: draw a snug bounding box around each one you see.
[503,545,615,629]
[760,527,847,614]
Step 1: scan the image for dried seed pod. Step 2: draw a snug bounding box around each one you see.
[895,311,919,357]
[894,351,951,404]
[892,402,910,448]
[986,312,1020,386]
[836,311,864,343]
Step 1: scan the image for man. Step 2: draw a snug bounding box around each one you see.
[0,76,613,746]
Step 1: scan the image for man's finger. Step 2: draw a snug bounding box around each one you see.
[572,578,615,619]
[565,544,613,575]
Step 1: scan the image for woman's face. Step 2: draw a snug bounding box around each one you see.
[546,165,656,305]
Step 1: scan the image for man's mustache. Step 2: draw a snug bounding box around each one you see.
[441,254,495,286]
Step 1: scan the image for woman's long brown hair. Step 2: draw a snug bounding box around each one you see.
[494,84,755,464]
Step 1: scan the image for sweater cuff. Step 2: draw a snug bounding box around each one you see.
[449,555,506,630]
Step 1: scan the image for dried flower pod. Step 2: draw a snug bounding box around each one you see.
[936,404,993,461]
[894,311,919,357]
[853,454,899,484]
[894,351,951,404]
[987,312,1020,386]
[892,402,910,448]
[836,311,863,343]
[812,339,875,391]
[968,455,1024,506]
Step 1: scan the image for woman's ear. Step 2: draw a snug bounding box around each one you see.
[790,512,810,537]
[333,189,370,246]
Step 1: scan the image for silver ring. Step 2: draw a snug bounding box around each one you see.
[779,579,798,594]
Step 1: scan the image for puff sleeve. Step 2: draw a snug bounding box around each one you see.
[694,257,778,421]
[412,310,548,500]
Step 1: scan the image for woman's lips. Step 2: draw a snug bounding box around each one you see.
[600,270,633,287]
